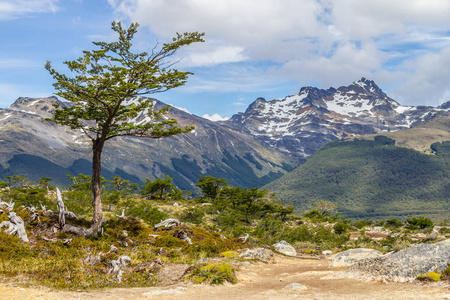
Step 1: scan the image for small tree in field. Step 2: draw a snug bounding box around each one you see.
[46,22,204,235]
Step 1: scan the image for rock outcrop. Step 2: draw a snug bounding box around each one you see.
[326,240,450,282]
[329,248,383,267]
[239,248,274,262]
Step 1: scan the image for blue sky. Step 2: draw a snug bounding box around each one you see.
[1,0,450,121]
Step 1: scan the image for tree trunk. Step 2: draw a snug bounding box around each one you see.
[91,138,104,235]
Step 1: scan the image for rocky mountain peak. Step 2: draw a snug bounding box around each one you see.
[345,77,387,98]
[225,78,450,162]
[9,96,61,117]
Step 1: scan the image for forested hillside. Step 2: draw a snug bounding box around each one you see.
[265,136,450,220]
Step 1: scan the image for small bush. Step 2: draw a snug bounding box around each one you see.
[385,218,403,229]
[333,222,348,235]
[353,219,373,229]
[188,262,237,284]
[441,263,450,281]
[219,250,239,258]
[406,217,434,230]
[179,207,205,225]
[417,272,441,282]
[126,203,169,226]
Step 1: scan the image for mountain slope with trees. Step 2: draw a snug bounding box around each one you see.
[264,135,450,220]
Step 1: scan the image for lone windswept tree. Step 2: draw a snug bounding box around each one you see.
[46,22,204,236]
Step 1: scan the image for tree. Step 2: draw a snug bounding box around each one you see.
[106,176,138,193]
[141,175,178,200]
[45,22,204,235]
[236,187,267,223]
[12,175,29,188]
[313,200,338,216]
[38,177,53,189]
[195,175,227,200]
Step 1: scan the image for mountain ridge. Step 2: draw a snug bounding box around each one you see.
[0,96,292,189]
[224,77,450,162]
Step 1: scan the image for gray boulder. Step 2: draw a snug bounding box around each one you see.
[344,239,450,282]
[239,248,274,262]
[273,240,297,256]
[329,248,383,267]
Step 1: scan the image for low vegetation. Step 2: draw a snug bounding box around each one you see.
[0,174,448,290]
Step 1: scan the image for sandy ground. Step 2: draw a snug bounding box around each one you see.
[1,255,449,300]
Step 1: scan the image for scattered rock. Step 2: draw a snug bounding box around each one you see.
[322,250,333,256]
[284,282,307,290]
[272,240,297,256]
[329,248,383,267]
[239,248,274,262]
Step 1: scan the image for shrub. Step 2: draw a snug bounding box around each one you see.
[219,251,239,258]
[353,219,373,229]
[441,263,450,281]
[385,218,403,229]
[406,217,434,230]
[333,222,348,235]
[179,207,205,225]
[417,272,441,282]
[126,203,169,226]
[188,262,237,284]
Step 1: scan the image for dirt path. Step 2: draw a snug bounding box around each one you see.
[1,255,449,300]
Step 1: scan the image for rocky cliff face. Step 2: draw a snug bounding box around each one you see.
[225,78,450,162]
[0,97,293,189]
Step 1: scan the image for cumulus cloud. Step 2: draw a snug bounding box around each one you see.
[109,0,450,106]
[0,0,59,20]
[202,113,229,122]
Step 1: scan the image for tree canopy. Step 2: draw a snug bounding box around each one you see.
[45,21,204,235]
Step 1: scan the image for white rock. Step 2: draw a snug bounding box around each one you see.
[272,240,297,256]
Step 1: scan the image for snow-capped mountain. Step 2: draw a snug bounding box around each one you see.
[225,78,450,162]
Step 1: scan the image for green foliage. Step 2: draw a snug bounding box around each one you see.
[67,174,97,191]
[141,175,180,200]
[406,216,434,230]
[353,219,373,229]
[0,231,32,259]
[385,218,403,228]
[219,250,239,258]
[441,263,450,281]
[195,175,227,200]
[179,207,205,225]
[333,222,349,235]
[1,187,52,209]
[374,135,395,145]
[126,202,169,226]
[45,21,204,233]
[188,262,237,284]
[303,209,337,222]
[107,176,138,193]
[417,272,441,282]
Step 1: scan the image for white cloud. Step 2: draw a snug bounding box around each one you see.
[181,44,247,67]
[390,46,450,106]
[202,113,229,122]
[109,0,450,107]
[0,0,59,20]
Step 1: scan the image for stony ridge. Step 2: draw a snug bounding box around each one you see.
[225,78,450,162]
